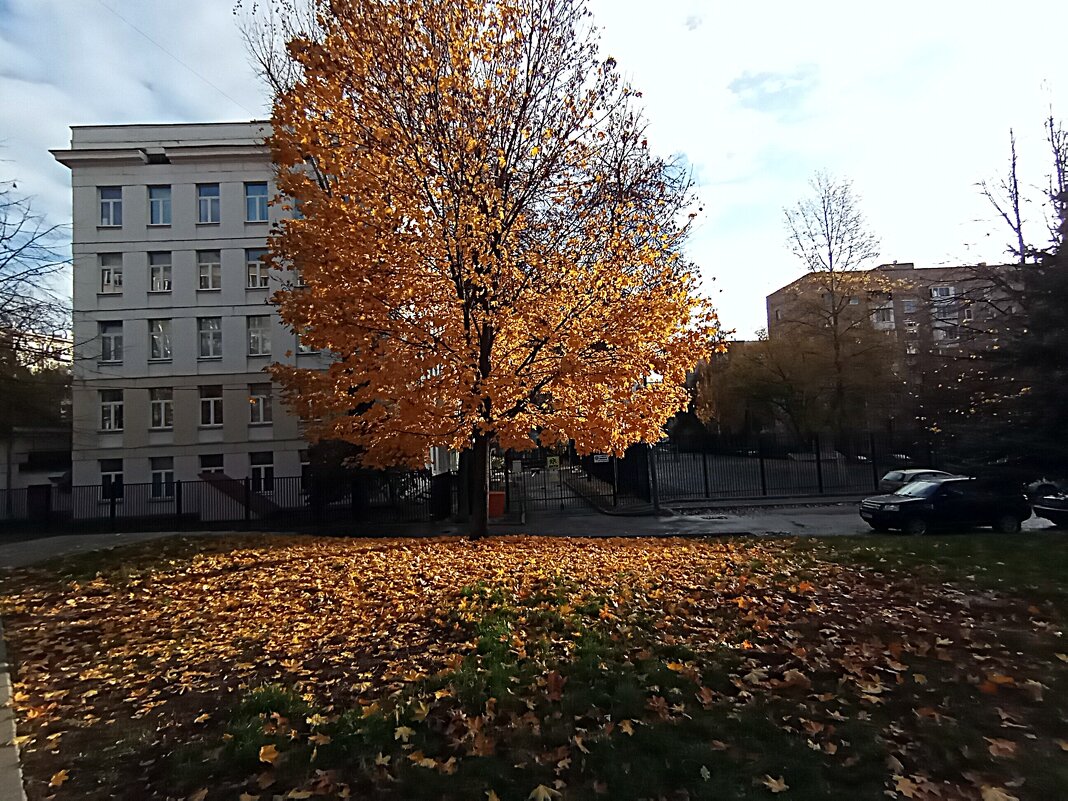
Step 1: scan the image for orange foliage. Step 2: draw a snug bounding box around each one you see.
[266,0,718,466]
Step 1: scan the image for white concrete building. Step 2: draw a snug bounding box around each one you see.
[52,121,326,492]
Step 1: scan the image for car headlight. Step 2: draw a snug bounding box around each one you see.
[884,504,899,512]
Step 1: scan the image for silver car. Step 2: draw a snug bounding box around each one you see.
[878,469,956,493]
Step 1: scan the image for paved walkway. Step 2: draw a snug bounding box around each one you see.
[0,503,1059,569]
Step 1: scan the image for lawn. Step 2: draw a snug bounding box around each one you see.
[2,533,1067,801]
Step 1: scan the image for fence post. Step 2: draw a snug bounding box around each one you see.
[612,456,618,507]
[350,477,359,522]
[175,480,183,529]
[109,487,117,532]
[648,444,661,513]
[504,456,511,513]
[702,450,711,498]
[758,437,768,497]
[243,477,252,528]
[313,476,324,527]
[814,434,824,494]
[558,458,564,510]
[869,432,879,491]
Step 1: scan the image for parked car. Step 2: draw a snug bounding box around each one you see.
[1026,478,1067,502]
[1033,492,1068,528]
[878,469,956,493]
[859,477,1032,535]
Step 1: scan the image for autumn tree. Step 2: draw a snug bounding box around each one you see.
[260,0,717,536]
[778,171,899,432]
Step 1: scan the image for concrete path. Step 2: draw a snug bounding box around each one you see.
[0,503,1059,570]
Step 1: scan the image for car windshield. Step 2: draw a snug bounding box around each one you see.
[894,481,943,498]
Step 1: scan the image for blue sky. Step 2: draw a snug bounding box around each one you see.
[2,0,1066,336]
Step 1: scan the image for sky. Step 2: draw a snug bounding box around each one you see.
[2,0,1066,337]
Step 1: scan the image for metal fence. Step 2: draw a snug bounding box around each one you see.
[0,470,453,533]
[0,431,938,531]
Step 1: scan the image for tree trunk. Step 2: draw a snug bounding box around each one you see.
[469,432,490,540]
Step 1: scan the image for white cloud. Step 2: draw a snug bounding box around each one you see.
[2,0,1067,337]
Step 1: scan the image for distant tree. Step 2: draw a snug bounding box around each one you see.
[258,0,717,537]
[778,172,899,432]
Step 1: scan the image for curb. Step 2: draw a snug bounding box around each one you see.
[0,620,26,801]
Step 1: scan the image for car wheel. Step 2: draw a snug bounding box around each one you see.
[994,515,1022,534]
[904,518,927,536]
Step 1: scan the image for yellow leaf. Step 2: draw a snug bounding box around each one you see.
[985,737,1017,758]
[981,787,1020,801]
[374,752,391,766]
[193,712,211,724]
[395,725,416,742]
[619,719,635,736]
[1055,739,1068,751]
[529,785,561,801]
[49,770,69,788]
[239,795,260,801]
[530,145,540,156]
[309,733,332,746]
[187,790,208,801]
[763,775,789,793]
[488,792,501,801]
[259,744,280,765]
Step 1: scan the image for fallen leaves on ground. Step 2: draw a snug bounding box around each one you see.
[1,534,1066,801]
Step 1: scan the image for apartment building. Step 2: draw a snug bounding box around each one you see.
[766,261,1020,358]
[51,121,326,491]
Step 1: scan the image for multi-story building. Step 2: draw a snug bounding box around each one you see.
[51,121,327,491]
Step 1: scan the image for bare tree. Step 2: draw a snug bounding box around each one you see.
[780,171,891,432]
[0,180,70,358]
[978,129,1029,266]
[234,0,322,96]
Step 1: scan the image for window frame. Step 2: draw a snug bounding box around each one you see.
[100,458,124,500]
[99,186,122,227]
[197,317,223,360]
[246,248,270,289]
[149,387,174,430]
[148,318,173,361]
[250,451,274,493]
[196,250,222,291]
[99,253,123,294]
[199,454,225,475]
[148,185,172,226]
[248,383,273,425]
[246,315,272,357]
[148,251,172,292]
[150,457,175,500]
[245,181,269,223]
[99,389,124,431]
[99,321,123,364]
[196,183,221,224]
[199,386,224,427]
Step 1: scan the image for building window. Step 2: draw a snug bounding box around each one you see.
[848,296,860,305]
[962,305,974,322]
[100,458,124,500]
[197,250,222,290]
[300,449,311,490]
[99,253,123,293]
[249,383,273,424]
[250,451,274,493]
[774,309,781,321]
[148,185,171,225]
[99,321,123,363]
[100,389,124,431]
[149,319,173,361]
[906,342,919,355]
[245,181,269,222]
[200,386,223,427]
[150,457,175,499]
[198,317,223,359]
[149,388,173,429]
[247,315,271,356]
[294,266,307,288]
[246,248,270,288]
[904,319,919,332]
[297,329,318,354]
[931,285,955,300]
[148,252,172,292]
[872,307,894,324]
[99,186,122,226]
[197,183,220,224]
[199,454,224,475]
[902,298,918,314]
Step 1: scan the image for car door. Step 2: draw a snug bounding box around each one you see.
[934,483,976,528]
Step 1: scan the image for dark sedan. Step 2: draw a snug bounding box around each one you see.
[1033,493,1068,528]
[859,477,1032,535]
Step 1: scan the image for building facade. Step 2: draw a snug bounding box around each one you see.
[52,122,327,490]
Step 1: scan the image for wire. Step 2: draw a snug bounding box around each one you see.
[94,0,260,118]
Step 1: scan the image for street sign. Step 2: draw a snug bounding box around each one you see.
[546,456,560,469]
[593,453,610,463]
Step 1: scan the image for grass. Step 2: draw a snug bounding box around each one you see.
[2,533,1068,800]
